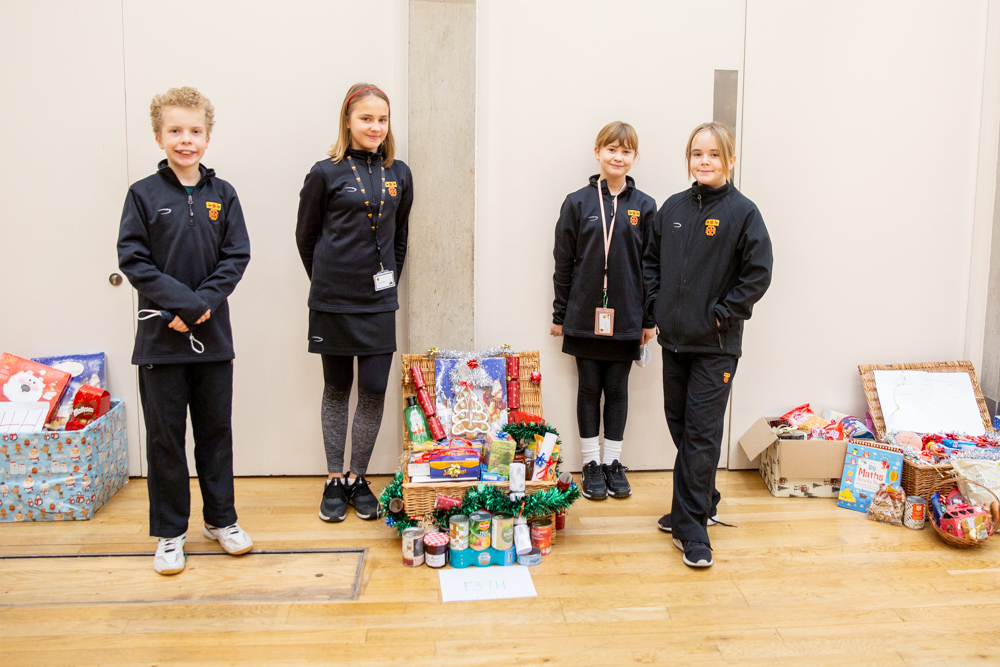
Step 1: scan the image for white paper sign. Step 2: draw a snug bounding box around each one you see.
[438,565,537,603]
[0,402,49,433]
[873,370,985,436]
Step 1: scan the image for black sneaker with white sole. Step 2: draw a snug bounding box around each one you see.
[319,477,349,522]
[603,460,631,498]
[657,513,721,533]
[672,538,713,568]
[347,473,379,520]
[580,460,608,500]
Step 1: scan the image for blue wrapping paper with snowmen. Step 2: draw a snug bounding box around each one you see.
[0,400,128,522]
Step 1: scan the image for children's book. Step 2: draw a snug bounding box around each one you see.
[837,439,904,513]
[0,353,72,425]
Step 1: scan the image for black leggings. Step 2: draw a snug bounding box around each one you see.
[575,357,632,440]
[320,353,394,475]
[321,353,394,394]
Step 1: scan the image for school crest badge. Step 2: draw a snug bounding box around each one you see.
[206,202,222,221]
[723,372,731,384]
[705,219,719,236]
[385,181,398,197]
[627,209,640,225]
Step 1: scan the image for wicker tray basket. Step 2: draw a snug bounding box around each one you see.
[926,477,999,548]
[858,361,991,497]
[399,350,554,519]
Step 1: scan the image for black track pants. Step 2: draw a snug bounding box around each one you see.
[661,349,738,546]
[139,361,237,539]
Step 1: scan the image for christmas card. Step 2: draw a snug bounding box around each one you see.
[435,357,507,440]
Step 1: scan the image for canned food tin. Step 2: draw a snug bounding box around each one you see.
[529,518,553,555]
[517,546,542,566]
[402,527,425,566]
[491,513,514,551]
[469,511,492,551]
[449,515,470,551]
[903,495,926,530]
[423,531,449,569]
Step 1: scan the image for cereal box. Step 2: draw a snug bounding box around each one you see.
[837,439,904,513]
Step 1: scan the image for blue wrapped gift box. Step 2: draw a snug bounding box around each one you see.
[1,400,128,522]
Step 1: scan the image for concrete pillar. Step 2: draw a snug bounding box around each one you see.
[406,0,476,353]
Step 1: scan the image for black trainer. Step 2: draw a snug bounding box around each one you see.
[603,460,631,498]
[657,513,721,533]
[319,477,349,522]
[672,538,713,568]
[347,473,379,520]
[580,460,607,500]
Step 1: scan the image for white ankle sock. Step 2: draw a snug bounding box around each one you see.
[602,439,623,465]
[580,436,600,465]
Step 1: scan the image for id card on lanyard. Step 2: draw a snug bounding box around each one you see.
[595,178,625,336]
[346,155,395,292]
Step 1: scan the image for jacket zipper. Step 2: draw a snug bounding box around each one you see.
[187,194,194,226]
[672,193,701,352]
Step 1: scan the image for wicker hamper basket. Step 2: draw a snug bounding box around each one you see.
[858,361,992,497]
[399,350,555,519]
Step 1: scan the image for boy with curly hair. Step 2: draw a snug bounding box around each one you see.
[118,86,252,575]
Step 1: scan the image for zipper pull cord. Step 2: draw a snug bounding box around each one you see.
[188,194,194,225]
[136,309,205,354]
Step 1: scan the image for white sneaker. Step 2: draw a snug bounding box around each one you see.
[153,535,187,575]
[203,523,253,555]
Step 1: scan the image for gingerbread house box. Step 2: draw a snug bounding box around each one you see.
[0,400,128,522]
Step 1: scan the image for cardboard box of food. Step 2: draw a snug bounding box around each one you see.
[738,417,847,498]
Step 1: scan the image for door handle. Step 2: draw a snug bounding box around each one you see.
[109,273,123,286]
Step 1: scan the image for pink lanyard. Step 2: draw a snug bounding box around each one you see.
[597,178,625,306]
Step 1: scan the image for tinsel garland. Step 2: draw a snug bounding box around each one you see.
[378,472,580,535]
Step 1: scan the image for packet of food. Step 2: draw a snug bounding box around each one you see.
[780,403,829,431]
[866,484,904,526]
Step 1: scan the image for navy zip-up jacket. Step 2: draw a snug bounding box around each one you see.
[117,160,251,365]
[552,175,657,340]
[643,181,772,356]
[296,149,413,313]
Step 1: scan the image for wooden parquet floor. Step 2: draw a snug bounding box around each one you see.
[2,471,999,666]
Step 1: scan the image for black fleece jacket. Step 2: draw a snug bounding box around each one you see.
[552,175,657,340]
[643,181,772,356]
[118,161,251,365]
[296,149,413,313]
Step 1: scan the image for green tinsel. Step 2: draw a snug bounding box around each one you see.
[378,475,580,536]
[501,421,559,446]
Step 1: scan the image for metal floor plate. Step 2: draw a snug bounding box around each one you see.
[0,548,366,606]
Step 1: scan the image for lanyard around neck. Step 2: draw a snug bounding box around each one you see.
[597,178,626,307]
[346,154,387,271]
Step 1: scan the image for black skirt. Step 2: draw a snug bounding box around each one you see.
[308,310,397,356]
[562,334,640,362]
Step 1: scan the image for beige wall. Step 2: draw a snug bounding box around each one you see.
[475,0,748,471]
[729,0,994,467]
[3,1,999,477]
[0,1,142,474]
[119,0,410,475]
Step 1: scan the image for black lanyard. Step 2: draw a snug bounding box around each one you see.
[346,155,387,271]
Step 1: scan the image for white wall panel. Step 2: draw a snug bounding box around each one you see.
[0,1,142,474]
[730,0,990,468]
[476,0,747,471]
[122,0,409,474]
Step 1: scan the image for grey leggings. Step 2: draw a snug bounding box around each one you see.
[321,353,394,475]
